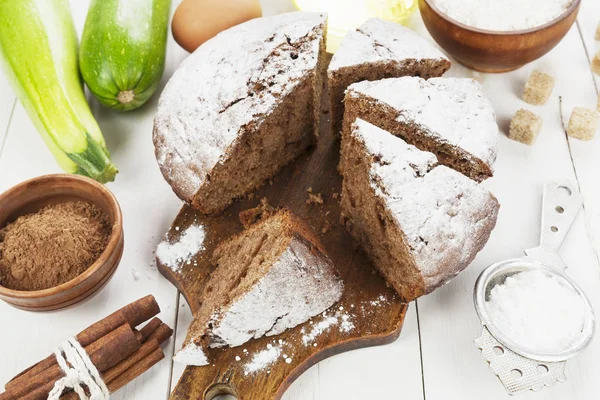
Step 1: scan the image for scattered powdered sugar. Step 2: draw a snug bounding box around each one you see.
[301,309,355,346]
[244,344,282,375]
[430,0,572,31]
[228,294,395,373]
[486,269,587,354]
[155,224,206,272]
[369,294,389,307]
[351,119,498,288]
[329,18,448,72]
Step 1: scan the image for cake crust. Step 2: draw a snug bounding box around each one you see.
[327,18,450,135]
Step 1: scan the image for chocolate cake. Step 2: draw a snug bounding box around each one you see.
[153,12,327,214]
[343,77,499,182]
[328,18,450,135]
[340,119,499,302]
[174,210,344,366]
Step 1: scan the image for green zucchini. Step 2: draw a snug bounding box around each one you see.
[0,0,118,183]
[80,0,171,111]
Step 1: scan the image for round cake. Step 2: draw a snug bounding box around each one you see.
[153,12,327,214]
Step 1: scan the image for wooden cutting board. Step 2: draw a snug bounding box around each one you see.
[157,80,408,400]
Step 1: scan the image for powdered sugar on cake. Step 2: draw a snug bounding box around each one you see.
[172,342,209,366]
[348,77,498,172]
[208,237,344,348]
[353,119,499,288]
[156,224,206,272]
[153,12,325,201]
[328,18,448,72]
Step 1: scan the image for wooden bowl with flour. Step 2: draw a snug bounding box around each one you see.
[0,174,124,311]
[419,0,581,72]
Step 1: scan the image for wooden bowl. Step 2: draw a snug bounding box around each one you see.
[419,0,581,72]
[0,174,124,311]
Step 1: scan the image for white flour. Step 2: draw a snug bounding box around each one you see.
[486,269,586,354]
[430,0,573,31]
[155,224,205,272]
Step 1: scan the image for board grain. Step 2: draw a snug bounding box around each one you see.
[157,78,407,400]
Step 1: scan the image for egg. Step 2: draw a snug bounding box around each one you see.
[172,0,263,53]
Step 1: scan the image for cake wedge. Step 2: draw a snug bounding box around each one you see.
[343,77,498,181]
[340,119,499,302]
[174,210,343,365]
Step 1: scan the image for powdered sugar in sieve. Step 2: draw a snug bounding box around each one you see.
[473,181,595,394]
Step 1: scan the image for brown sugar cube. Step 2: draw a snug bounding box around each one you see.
[593,52,600,76]
[522,70,555,105]
[567,107,599,140]
[509,109,543,145]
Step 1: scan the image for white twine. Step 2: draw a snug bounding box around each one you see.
[47,337,110,400]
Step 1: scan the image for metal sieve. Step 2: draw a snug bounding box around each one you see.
[473,181,595,394]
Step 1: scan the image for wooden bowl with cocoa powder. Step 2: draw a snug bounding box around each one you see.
[419,0,581,73]
[0,174,124,311]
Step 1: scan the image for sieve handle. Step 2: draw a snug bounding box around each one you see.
[538,181,582,253]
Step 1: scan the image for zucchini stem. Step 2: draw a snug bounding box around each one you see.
[117,90,135,104]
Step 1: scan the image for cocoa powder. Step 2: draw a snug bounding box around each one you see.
[0,201,112,291]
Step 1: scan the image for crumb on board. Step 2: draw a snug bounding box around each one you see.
[592,52,600,76]
[239,198,275,228]
[332,192,339,200]
[321,220,332,234]
[523,70,554,105]
[306,187,313,193]
[509,109,543,145]
[567,107,599,140]
[306,192,323,205]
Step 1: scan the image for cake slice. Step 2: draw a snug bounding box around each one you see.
[154,12,327,214]
[343,77,499,182]
[328,18,450,135]
[340,119,499,302]
[174,210,344,365]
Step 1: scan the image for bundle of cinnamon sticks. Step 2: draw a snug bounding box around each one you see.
[0,295,173,400]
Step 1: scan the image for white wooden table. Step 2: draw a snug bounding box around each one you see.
[1,1,599,399]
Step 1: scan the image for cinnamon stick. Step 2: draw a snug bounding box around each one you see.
[107,348,165,393]
[2,324,141,400]
[138,317,162,341]
[146,323,174,345]
[6,295,159,390]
